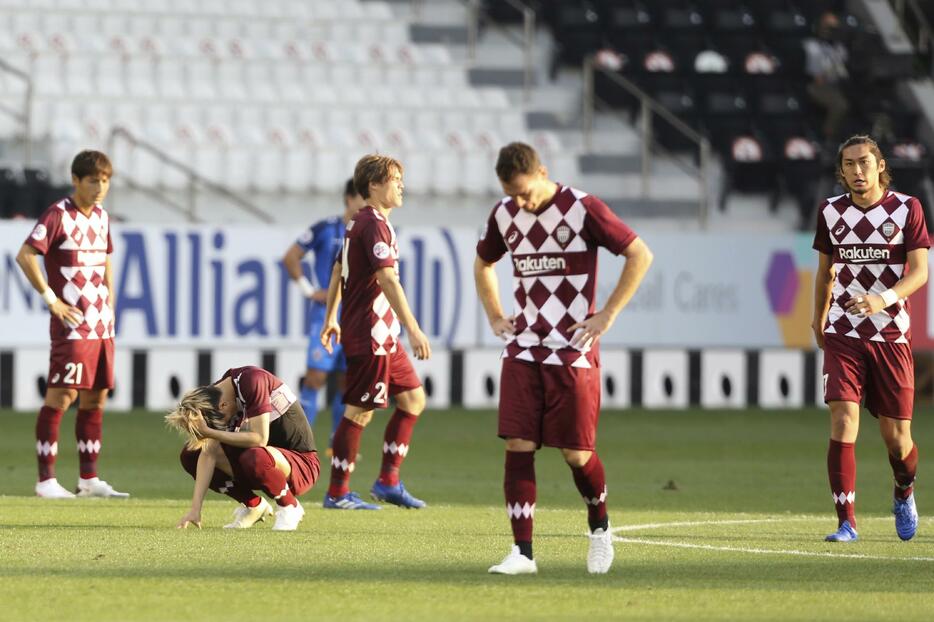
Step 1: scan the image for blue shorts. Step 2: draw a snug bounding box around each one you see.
[306,317,346,372]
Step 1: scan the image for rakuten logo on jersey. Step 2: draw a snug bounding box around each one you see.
[838,246,890,263]
[513,255,567,275]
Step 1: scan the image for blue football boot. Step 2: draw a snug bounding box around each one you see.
[323,491,381,510]
[370,479,426,509]
[824,520,858,542]
[893,494,919,541]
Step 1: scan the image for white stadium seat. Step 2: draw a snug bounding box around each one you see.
[0,0,550,215]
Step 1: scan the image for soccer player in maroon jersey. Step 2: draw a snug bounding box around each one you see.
[813,135,929,542]
[475,142,653,574]
[15,150,128,499]
[319,154,431,510]
[166,366,319,531]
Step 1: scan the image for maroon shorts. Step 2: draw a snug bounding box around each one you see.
[222,445,321,497]
[47,338,114,390]
[822,333,914,420]
[343,346,422,409]
[498,357,602,450]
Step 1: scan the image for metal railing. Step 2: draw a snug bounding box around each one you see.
[582,56,711,227]
[106,126,273,224]
[893,0,934,73]
[0,58,34,166]
[412,0,536,100]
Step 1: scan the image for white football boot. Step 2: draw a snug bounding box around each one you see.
[488,545,538,575]
[272,501,305,531]
[35,478,76,499]
[76,477,130,498]
[587,525,615,574]
[224,498,274,529]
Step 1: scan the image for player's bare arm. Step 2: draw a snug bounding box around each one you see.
[105,254,115,316]
[812,252,835,349]
[569,237,653,348]
[284,242,327,303]
[320,261,343,353]
[15,243,83,328]
[195,412,271,449]
[374,266,431,360]
[843,248,929,317]
[178,443,219,528]
[473,255,515,338]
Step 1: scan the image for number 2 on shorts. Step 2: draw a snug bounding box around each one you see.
[374,381,387,404]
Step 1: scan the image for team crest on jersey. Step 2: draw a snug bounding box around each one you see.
[373,242,390,259]
[882,222,895,238]
[31,224,47,241]
[555,225,571,245]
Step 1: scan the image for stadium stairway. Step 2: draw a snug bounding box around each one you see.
[381,0,802,232]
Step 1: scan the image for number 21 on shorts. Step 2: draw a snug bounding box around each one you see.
[64,362,84,385]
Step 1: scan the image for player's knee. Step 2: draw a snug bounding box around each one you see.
[46,388,78,410]
[238,447,272,478]
[303,371,326,391]
[397,387,426,415]
[504,438,536,452]
[345,409,373,427]
[561,449,592,468]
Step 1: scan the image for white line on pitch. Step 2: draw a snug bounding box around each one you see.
[612,518,793,533]
[613,536,934,562]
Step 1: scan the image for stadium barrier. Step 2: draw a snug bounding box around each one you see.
[1,345,828,412]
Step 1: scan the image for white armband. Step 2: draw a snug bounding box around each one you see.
[880,288,899,308]
[41,288,57,306]
[296,276,315,298]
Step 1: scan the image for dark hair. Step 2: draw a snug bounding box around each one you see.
[495,142,541,182]
[353,155,403,199]
[836,135,892,191]
[71,150,113,180]
[344,178,359,198]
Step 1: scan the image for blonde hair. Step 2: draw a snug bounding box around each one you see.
[165,385,224,450]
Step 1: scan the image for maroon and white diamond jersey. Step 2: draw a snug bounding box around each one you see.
[219,366,315,452]
[24,197,115,343]
[336,206,401,357]
[813,190,930,344]
[477,185,637,367]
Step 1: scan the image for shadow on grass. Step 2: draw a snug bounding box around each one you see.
[0,555,931,593]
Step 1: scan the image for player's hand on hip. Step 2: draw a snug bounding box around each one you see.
[409,328,431,360]
[843,294,883,317]
[490,315,516,340]
[569,311,612,348]
[177,510,202,529]
[320,322,340,353]
[50,300,83,328]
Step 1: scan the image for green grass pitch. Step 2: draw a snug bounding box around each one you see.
[1,406,933,621]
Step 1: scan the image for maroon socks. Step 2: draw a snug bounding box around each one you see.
[36,406,64,482]
[571,453,609,533]
[504,451,536,559]
[328,417,364,498]
[76,408,103,479]
[379,409,417,486]
[828,439,857,528]
[889,444,918,500]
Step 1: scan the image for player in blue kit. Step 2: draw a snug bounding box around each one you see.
[283,179,365,443]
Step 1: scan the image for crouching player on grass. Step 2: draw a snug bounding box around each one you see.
[166,366,320,531]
